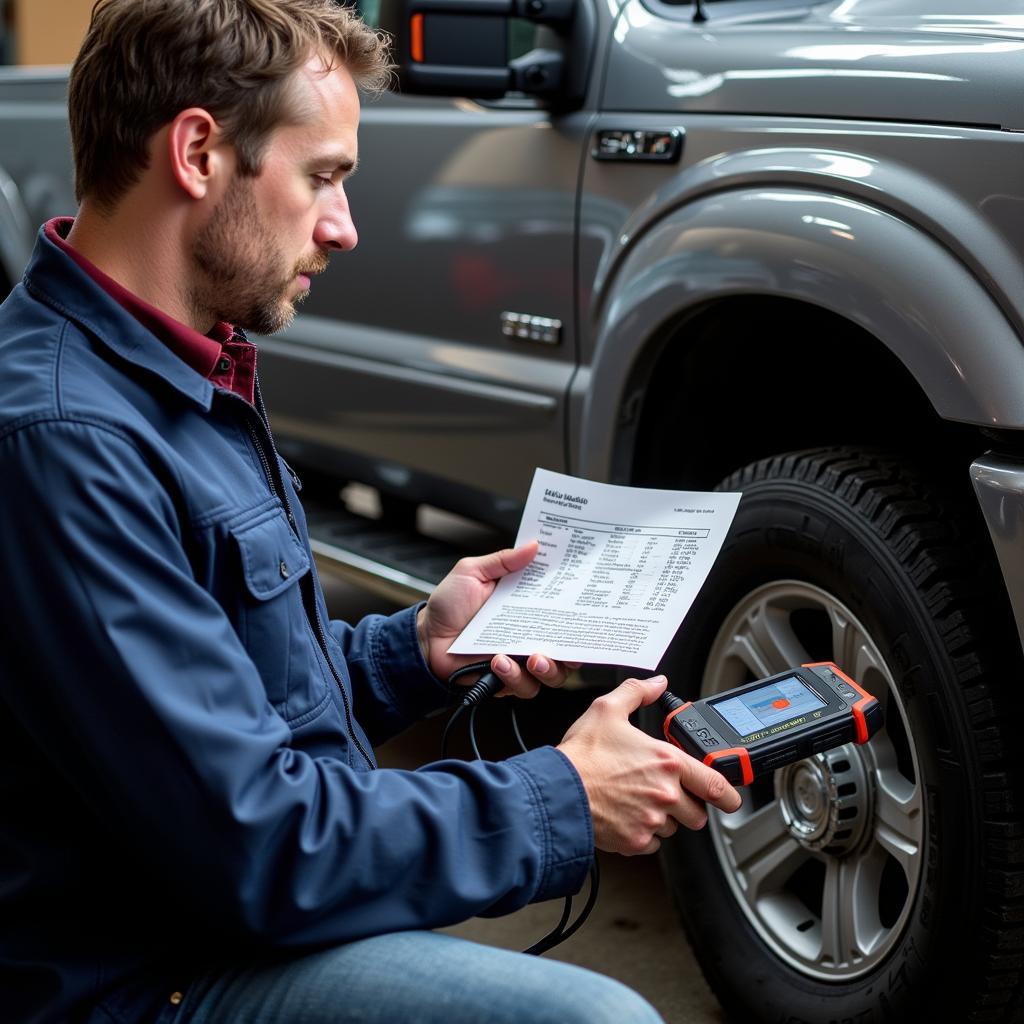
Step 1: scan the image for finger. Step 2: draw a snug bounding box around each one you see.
[678,756,742,813]
[655,819,679,839]
[526,653,568,689]
[668,790,710,832]
[600,675,668,717]
[465,540,539,583]
[491,654,541,699]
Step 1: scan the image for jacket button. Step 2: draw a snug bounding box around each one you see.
[217,356,231,372]
[280,560,290,579]
[170,991,183,1005]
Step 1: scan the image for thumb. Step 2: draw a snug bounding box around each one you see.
[471,539,538,582]
[605,674,668,716]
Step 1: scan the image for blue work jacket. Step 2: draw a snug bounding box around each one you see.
[0,227,593,1024]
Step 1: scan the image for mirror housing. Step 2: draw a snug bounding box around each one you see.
[378,0,588,105]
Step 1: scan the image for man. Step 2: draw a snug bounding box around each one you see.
[0,2,741,1022]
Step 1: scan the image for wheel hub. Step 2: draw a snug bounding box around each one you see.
[776,744,871,855]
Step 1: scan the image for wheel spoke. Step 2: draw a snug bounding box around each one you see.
[874,772,922,874]
[724,803,808,898]
[721,800,790,869]
[829,607,859,675]
[819,859,848,965]
[830,609,883,686]
[820,850,889,966]
[727,597,810,677]
[819,859,860,966]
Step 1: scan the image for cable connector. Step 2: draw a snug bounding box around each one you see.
[447,659,505,706]
[656,690,688,716]
[460,670,503,707]
[442,660,503,760]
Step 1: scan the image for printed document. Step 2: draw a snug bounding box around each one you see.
[448,469,741,670]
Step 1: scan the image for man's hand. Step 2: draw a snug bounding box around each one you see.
[417,540,578,696]
[558,675,742,855]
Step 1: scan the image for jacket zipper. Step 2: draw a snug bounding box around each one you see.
[230,388,375,770]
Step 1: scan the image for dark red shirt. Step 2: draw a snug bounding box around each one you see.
[45,217,256,404]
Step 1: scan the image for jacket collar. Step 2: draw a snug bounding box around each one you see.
[22,222,217,411]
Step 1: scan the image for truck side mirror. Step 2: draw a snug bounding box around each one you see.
[378,0,588,105]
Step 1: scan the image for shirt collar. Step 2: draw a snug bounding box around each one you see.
[43,217,235,379]
[23,221,217,410]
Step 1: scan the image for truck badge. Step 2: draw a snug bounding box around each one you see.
[500,312,562,345]
[592,129,683,163]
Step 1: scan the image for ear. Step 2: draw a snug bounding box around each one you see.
[166,108,227,200]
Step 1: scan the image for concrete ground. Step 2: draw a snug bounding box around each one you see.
[322,570,727,1024]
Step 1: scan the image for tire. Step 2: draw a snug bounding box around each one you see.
[656,448,1024,1023]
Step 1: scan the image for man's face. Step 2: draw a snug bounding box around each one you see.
[189,57,361,334]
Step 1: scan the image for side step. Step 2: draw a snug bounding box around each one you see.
[302,486,510,606]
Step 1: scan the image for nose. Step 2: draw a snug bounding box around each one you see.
[313,187,358,252]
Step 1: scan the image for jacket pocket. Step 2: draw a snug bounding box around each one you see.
[232,509,309,599]
[230,509,326,721]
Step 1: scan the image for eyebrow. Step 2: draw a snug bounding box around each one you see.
[306,153,358,177]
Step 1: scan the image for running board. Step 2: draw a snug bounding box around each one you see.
[309,536,437,605]
[302,490,509,606]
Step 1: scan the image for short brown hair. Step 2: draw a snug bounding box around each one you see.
[69,0,390,210]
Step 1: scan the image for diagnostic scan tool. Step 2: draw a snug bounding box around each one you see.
[658,662,882,786]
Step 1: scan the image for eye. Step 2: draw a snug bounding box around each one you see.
[311,174,334,191]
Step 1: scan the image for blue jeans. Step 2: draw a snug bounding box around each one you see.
[176,931,664,1024]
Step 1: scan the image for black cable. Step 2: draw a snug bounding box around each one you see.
[521,884,574,956]
[510,703,527,753]
[468,704,483,761]
[445,663,600,957]
[523,858,601,956]
[440,703,468,760]
[548,857,601,946]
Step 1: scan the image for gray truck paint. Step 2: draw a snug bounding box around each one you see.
[606,1,1024,129]
[0,166,32,287]
[0,70,75,258]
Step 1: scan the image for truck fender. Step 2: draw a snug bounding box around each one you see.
[575,187,1024,481]
[0,165,33,289]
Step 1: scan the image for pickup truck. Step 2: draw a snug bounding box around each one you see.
[2,1,1023,1021]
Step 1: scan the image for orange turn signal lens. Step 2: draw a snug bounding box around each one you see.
[410,13,424,63]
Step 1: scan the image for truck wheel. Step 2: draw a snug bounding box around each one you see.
[657,448,1024,1023]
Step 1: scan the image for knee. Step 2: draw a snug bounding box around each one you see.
[529,970,664,1024]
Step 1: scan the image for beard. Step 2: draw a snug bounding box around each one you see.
[189,177,328,335]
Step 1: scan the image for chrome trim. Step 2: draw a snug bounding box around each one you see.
[971,452,1024,656]
[311,538,435,605]
[500,311,563,345]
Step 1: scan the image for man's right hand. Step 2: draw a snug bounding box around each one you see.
[557,675,742,856]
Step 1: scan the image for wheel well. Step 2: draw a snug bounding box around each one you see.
[629,296,987,491]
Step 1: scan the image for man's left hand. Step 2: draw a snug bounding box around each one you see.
[417,540,577,697]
